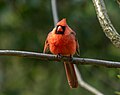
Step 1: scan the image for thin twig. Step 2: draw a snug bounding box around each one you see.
[92,0,120,48]
[0,50,119,68]
[74,65,103,95]
[51,0,59,25]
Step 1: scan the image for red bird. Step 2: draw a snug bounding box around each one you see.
[43,18,80,88]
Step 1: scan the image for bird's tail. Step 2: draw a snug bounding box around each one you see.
[64,62,78,88]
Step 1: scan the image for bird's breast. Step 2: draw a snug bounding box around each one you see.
[48,34,76,55]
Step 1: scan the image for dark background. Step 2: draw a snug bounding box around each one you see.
[0,0,120,95]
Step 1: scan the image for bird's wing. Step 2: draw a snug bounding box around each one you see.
[43,32,52,53]
[43,39,49,53]
[70,32,80,56]
[75,39,80,56]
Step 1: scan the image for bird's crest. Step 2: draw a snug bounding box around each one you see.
[57,18,67,26]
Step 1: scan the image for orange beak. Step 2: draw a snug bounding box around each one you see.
[57,26,63,32]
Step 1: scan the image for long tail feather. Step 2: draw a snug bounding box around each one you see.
[64,62,78,88]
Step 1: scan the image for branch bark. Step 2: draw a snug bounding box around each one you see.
[92,0,120,48]
[0,50,119,68]
[117,0,120,6]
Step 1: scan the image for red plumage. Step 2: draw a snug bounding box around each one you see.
[43,18,80,88]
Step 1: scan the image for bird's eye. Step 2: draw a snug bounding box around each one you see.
[61,26,65,32]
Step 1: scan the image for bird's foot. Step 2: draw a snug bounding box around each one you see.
[69,55,73,62]
[56,53,63,59]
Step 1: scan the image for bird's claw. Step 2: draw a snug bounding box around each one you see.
[56,54,63,59]
[56,54,73,62]
[69,55,73,62]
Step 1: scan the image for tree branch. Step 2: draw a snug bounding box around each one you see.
[74,65,103,95]
[0,50,119,68]
[92,0,120,48]
[117,0,120,6]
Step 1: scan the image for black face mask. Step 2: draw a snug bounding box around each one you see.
[55,25,66,34]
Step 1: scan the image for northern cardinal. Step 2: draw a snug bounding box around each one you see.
[43,18,80,88]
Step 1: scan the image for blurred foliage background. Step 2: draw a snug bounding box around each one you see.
[0,0,120,95]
